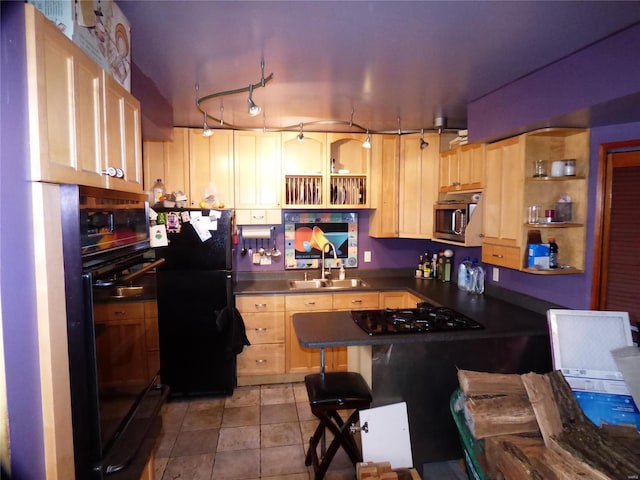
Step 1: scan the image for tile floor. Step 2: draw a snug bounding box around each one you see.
[153,382,468,480]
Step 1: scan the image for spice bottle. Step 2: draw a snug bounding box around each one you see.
[549,237,559,268]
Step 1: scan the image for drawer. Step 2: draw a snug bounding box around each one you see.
[237,344,285,376]
[333,292,379,310]
[482,243,522,270]
[236,295,285,312]
[243,312,284,344]
[285,293,333,311]
[95,302,145,321]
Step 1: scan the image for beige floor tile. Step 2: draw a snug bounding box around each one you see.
[171,428,219,457]
[212,448,260,479]
[324,467,356,480]
[181,405,224,431]
[261,402,298,424]
[293,383,309,403]
[162,453,214,480]
[217,425,261,451]
[160,400,189,433]
[221,404,260,427]
[261,383,295,405]
[260,444,308,477]
[262,473,311,480]
[225,385,261,407]
[154,431,177,458]
[153,456,168,480]
[296,401,315,422]
[186,396,226,411]
[261,422,302,448]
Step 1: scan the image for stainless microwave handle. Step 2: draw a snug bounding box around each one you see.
[452,209,465,235]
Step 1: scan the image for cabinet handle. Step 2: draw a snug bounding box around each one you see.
[114,311,126,316]
[255,327,267,332]
[351,299,363,304]
[304,301,316,306]
[492,254,504,258]
[256,359,267,364]
[254,303,267,309]
[253,215,265,220]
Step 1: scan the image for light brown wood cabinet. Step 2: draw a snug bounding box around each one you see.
[234,131,282,224]
[482,128,589,273]
[398,133,441,238]
[25,4,142,192]
[94,301,159,388]
[369,134,400,237]
[236,295,285,377]
[142,127,234,207]
[439,143,485,192]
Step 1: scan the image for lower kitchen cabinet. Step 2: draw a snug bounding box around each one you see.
[285,293,333,373]
[236,295,285,377]
[94,301,158,388]
[379,290,416,309]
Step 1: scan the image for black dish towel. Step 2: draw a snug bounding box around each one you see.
[216,306,250,356]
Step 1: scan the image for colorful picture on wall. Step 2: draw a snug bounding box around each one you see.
[284,212,358,269]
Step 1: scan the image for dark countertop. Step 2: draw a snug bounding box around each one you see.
[235,272,553,342]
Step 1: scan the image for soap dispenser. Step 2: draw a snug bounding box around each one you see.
[338,260,346,280]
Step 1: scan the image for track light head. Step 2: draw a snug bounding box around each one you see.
[419,129,428,149]
[202,112,213,137]
[362,130,371,149]
[297,123,304,142]
[247,84,261,116]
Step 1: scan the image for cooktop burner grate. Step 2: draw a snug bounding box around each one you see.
[351,303,483,335]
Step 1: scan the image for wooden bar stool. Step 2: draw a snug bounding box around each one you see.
[304,371,372,480]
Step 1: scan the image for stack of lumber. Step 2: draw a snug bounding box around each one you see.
[456,369,640,480]
[356,461,420,480]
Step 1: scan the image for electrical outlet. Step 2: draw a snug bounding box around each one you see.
[364,251,372,263]
[492,267,500,282]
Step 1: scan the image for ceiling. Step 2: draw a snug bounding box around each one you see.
[117,1,640,134]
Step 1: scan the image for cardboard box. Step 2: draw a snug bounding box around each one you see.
[527,243,550,269]
[28,0,131,91]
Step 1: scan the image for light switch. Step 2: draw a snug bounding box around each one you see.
[492,267,500,282]
[364,251,372,263]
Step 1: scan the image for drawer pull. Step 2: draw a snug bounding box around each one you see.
[114,311,126,316]
[255,327,267,332]
[254,303,267,309]
[351,299,363,304]
[256,359,267,364]
[304,301,316,306]
[492,254,504,258]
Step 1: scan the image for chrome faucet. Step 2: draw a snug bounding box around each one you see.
[320,241,338,281]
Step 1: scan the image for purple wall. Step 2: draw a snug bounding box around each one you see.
[0,2,46,478]
[234,209,480,273]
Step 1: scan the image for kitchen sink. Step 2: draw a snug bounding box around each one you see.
[288,278,369,290]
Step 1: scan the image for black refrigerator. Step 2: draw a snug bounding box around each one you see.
[155,209,236,396]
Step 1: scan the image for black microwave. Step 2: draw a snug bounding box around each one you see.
[433,201,477,243]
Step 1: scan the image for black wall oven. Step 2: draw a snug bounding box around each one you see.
[62,185,168,480]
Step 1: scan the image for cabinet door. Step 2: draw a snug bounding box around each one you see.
[234,131,281,208]
[459,143,485,189]
[25,5,105,187]
[369,135,400,237]
[483,137,523,245]
[103,74,143,192]
[189,129,234,207]
[439,149,459,191]
[398,133,440,238]
[144,127,191,197]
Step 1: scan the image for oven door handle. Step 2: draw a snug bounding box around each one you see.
[121,258,165,283]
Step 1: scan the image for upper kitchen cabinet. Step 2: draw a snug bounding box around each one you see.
[282,131,326,208]
[482,128,589,274]
[103,73,143,193]
[326,133,370,208]
[189,129,234,208]
[24,4,142,192]
[234,131,282,225]
[143,127,190,197]
[439,143,485,192]
[398,133,441,238]
[369,134,400,237]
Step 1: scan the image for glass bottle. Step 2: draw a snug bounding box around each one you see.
[152,178,165,205]
[549,237,559,268]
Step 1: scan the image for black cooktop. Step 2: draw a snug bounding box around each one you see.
[351,302,483,335]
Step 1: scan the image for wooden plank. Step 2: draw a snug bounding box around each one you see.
[521,372,563,446]
[457,369,526,396]
[464,394,539,439]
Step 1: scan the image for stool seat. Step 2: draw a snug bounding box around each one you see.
[304,372,372,480]
[305,371,372,407]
